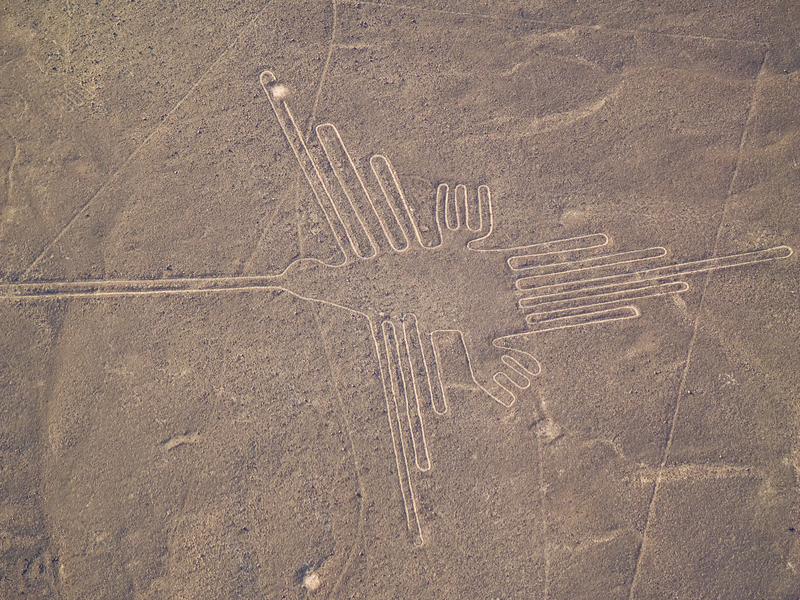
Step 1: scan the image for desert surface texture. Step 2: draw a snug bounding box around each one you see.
[1,1,799,598]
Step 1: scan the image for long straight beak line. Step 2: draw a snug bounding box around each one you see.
[0,275,287,299]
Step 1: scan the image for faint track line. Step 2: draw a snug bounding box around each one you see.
[311,307,369,596]
[349,0,769,45]
[626,49,769,600]
[310,0,339,128]
[238,0,341,275]
[19,1,276,281]
[538,426,550,599]
[0,121,19,209]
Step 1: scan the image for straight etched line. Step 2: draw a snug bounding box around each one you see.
[502,234,609,265]
[315,123,377,257]
[635,463,760,484]
[0,121,21,212]
[523,281,688,318]
[311,307,369,597]
[538,424,550,599]
[309,0,339,128]
[365,154,409,251]
[19,4,275,281]
[237,187,294,276]
[513,247,667,278]
[526,305,640,333]
[240,1,341,276]
[0,275,287,298]
[347,0,768,44]
[399,314,431,472]
[520,279,686,309]
[240,0,340,274]
[370,154,419,248]
[262,73,354,258]
[509,243,655,271]
[422,331,448,416]
[517,246,792,293]
[381,320,424,544]
[627,49,769,600]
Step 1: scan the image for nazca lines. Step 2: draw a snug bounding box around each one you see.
[513,244,792,331]
[0,71,793,546]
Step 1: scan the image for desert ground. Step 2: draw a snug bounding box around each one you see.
[1,1,799,598]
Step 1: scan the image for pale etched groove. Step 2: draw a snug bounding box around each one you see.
[261,71,354,260]
[522,281,689,318]
[627,50,772,600]
[437,184,487,233]
[424,330,450,416]
[309,0,339,126]
[345,1,769,45]
[635,463,760,485]
[516,245,793,293]
[381,320,424,545]
[396,315,431,473]
[404,314,446,415]
[501,353,540,379]
[370,154,420,249]
[401,313,435,466]
[520,278,685,307]
[520,89,621,137]
[161,432,200,451]
[473,185,490,233]
[314,123,376,258]
[0,276,283,299]
[507,241,612,270]
[503,234,609,268]
[19,9,275,280]
[445,184,466,230]
[488,348,542,403]
[525,306,641,332]
[0,120,20,216]
[513,246,667,279]
[495,364,529,390]
[316,123,385,253]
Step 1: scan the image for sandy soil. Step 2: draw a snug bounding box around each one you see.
[1,1,799,598]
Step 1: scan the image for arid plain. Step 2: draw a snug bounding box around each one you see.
[1,1,799,598]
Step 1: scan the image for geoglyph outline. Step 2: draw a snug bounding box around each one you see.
[0,70,794,546]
